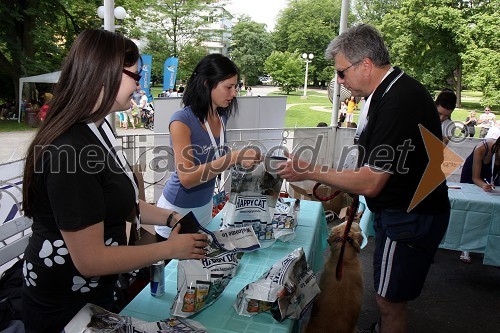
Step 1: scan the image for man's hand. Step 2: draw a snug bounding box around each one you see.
[236,147,262,168]
[277,153,314,182]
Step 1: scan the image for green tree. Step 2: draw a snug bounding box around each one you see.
[353,0,400,26]
[128,0,222,57]
[459,0,500,107]
[264,51,303,94]
[272,0,344,86]
[176,44,208,84]
[0,0,99,103]
[230,16,274,85]
[229,16,274,85]
[380,0,466,92]
[125,0,228,88]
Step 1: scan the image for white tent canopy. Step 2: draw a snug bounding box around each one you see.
[17,71,60,122]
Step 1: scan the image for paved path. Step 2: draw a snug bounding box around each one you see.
[0,86,336,163]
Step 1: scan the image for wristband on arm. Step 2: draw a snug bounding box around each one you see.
[166,211,177,228]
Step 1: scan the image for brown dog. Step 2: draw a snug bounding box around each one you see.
[305,222,364,333]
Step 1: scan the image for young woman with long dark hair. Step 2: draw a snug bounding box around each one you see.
[155,54,260,241]
[22,29,208,332]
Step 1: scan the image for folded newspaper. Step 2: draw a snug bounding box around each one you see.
[64,303,207,332]
[233,247,320,322]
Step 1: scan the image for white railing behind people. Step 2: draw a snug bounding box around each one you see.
[117,127,337,204]
[0,215,33,275]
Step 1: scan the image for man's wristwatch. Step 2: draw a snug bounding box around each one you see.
[166,211,177,228]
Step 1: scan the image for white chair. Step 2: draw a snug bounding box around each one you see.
[0,215,33,270]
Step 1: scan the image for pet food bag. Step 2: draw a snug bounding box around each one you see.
[170,212,261,317]
[175,211,261,254]
[171,251,240,318]
[233,247,320,322]
[272,198,300,242]
[222,162,283,248]
[65,303,208,333]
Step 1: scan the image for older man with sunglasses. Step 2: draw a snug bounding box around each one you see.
[278,24,450,333]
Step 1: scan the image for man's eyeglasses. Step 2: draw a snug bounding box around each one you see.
[337,60,362,79]
[122,69,142,83]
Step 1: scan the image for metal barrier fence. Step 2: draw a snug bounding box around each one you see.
[118,126,341,203]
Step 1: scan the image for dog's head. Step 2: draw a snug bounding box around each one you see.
[327,221,363,253]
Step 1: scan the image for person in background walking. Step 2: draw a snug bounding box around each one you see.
[478,106,496,138]
[346,95,357,125]
[463,111,477,138]
[116,110,125,128]
[38,93,53,122]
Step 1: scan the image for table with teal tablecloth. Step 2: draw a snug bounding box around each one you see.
[440,183,500,266]
[120,200,328,332]
[358,183,500,266]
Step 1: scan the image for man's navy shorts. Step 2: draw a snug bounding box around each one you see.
[372,209,450,301]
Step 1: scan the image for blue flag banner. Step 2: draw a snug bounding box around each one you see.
[163,57,179,91]
[139,54,153,101]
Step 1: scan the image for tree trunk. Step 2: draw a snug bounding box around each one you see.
[456,61,462,108]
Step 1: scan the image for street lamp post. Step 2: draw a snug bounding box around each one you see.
[97,1,127,32]
[302,53,314,98]
[97,1,127,132]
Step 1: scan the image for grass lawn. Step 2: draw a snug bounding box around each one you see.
[1,87,494,134]
[0,119,38,132]
[270,89,494,137]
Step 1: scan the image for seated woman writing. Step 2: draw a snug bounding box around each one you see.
[459,136,500,263]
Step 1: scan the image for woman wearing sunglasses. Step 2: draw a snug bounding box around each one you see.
[21,29,208,332]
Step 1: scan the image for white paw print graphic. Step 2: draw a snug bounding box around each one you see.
[105,238,118,246]
[23,261,38,287]
[129,269,140,277]
[39,239,69,267]
[71,275,100,293]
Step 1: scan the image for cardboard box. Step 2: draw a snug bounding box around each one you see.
[288,181,345,215]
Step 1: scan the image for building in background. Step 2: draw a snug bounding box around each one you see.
[199,4,233,55]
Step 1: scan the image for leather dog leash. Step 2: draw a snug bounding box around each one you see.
[311,182,360,280]
[312,182,342,201]
[335,195,359,281]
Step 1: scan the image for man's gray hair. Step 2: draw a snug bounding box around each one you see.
[325,24,390,67]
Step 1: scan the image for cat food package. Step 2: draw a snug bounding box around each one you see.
[222,162,284,248]
[176,211,261,254]
[233,247,320,322]
[171,251,240,318]
[272,198,300,243]
[210,227,261,253]
[171,213,260,317]
[65,303,208,333]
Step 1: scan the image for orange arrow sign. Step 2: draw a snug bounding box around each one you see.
[407,124,464,212]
